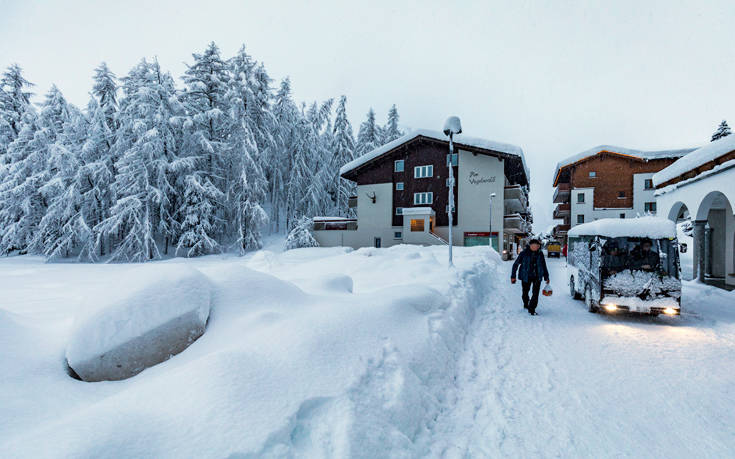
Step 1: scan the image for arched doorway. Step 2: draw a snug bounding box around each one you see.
[694,191,735,288]
[667,202,693,279]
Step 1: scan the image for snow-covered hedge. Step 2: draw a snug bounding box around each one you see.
[285,217,319,250]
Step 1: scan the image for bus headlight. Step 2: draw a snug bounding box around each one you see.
[663,307,678,315]
[604,304,617,312]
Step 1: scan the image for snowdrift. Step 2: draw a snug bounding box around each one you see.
[65,265,212,382]
[0,245,499,457]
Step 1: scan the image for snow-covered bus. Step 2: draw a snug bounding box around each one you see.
[567,217,682,316]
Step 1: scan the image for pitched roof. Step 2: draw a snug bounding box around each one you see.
[340,129,529,181]
[653,135,735,186]
[553,145,697,186]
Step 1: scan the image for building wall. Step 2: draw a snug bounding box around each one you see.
[570,154,676,209]
[456,149,505,246]
[633,173,658,215]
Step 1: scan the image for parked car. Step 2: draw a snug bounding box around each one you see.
[546,240,562,257]
[567,217,682,316]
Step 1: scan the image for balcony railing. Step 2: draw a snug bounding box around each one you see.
[553,182,571,203]
[504,185,530,215]
[504,213,532,235]
[312,217,357,231]
[552,224,570,236]
[553,203,570,219]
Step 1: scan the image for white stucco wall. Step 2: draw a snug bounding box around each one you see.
[633,173,657,215]
[456,149,505,246]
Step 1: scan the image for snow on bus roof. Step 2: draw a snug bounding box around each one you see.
[339,129,528,179]
[553,145,696,185]
[653,135,735,186]
[567,217,676,239]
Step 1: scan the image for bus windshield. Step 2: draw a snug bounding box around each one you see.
[600,237,679,278]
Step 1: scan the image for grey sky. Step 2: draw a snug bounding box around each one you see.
[2,0,734,232]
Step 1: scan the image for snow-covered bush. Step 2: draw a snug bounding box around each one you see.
[285,217,319,250]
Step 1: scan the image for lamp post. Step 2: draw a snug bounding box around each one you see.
[489,192,496,251]
[443,116,462,267]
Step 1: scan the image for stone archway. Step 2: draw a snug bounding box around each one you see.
[693,191,735,286]
[666,202,693,279]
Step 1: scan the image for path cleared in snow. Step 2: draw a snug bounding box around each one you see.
[427,256,735,457]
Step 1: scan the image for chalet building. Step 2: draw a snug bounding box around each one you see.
[551,145,695,242]
[654,135,735,289]
[312,129,532,256]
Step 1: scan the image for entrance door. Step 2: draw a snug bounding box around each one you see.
[374,237,381,248]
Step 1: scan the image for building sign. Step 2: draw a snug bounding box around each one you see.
[468,170,496,185]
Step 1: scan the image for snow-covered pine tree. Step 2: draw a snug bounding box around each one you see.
[285,216,319,250]
[32,106,91,258]
[269,78,299,232]
[178,42,231,253]
[0,64,34,160]
[356,108,380,157]
[381,104,403,144]
[96,59,181,262]
[0,85,70,254]
[711,120,732,142]
[330,95,355,216]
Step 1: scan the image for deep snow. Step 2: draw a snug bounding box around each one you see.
[1,246,735,457]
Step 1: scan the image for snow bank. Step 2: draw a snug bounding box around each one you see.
[568,216,676,239]
[653,134,735,186]
[65,265,212,382]
[0,245,499,457]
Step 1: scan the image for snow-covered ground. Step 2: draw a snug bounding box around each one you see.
[2,246,734,457]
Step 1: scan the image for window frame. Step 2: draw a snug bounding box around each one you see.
[644,178,654,190]
[394,160,404,172]
[395,182,404,191]
[395,207,403,215]
[413,192,433,205]
[589,171,597,178]
[394,231,402,239]
[577,192,585,203]
[414,165,434,179]
[577,214,585,224]
[644,202,657,213]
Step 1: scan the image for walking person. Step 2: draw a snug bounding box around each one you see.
[510,239,550,315]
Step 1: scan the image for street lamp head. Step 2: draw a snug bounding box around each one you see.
[490,193,496,198]
[443,116,462,136]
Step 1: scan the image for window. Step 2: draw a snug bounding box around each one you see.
[644,179,654,190]
[410,219,425,232]
[645,202,657,213]
[395,207,403,215]
[374,237,381,248]
[618,191,626,198]
[414,192,433,205]
[620,213,625,219]
[446,204,456,213]
[577,193,585,203]
[589,171,596,177]
[394,231,402,239]
[446,153,458,166]
[395,182,404,191]
[394,160,404,172]
[577,214,585,224]
[414,165,433,178]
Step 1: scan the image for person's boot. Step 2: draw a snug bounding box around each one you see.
[528,308,537,315]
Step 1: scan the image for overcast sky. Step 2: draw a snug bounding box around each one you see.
[2,0,734,232]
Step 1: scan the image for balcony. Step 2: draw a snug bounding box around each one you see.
[553,203,570,219]
[312,217,357,231]
[504,185,529,215]
[553,182,571,203]
[552,224,570,237]
[504,213,532,235]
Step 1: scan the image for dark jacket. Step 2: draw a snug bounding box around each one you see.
[630,247,660,271]
[511,247,550,283]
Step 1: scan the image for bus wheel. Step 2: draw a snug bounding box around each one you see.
[585,286,599,313]
[570,276,582,300]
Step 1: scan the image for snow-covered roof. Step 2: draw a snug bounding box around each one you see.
[313,216,357,221]
[653,135,735,186]
[340,129,528,180]
[401,207,435,216]
[568,217,676,239]
[553,145,697,185]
